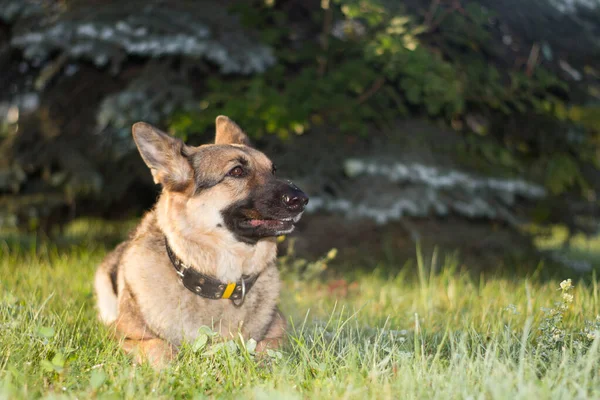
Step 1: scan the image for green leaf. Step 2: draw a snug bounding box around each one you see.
[204,342,226,356]
[40,352,65,373]
[267,349,283,361]
[37,326,55,339]
[52,353,65,369]
[40,360,56,373]
[245,338,257,353]
[192,334,209,353]
[90,369,106,390]
[197,326,218,337]
[225,340,238,353]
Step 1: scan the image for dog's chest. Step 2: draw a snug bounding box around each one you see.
[122,241,279,346]
[129,267,273,346]
[135,274,256,345]
[163,294,250,344]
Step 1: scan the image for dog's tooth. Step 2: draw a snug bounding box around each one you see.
[293,212,304,223]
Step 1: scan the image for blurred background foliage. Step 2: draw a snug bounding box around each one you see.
[1,0,600,270]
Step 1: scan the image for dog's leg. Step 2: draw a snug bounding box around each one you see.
[121,338,175,369]
[115,284,176,370]
[256,308,287,353]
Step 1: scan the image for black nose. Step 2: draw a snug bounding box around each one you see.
[282,188,309,212]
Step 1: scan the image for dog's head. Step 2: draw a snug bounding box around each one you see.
[132,116,308,244]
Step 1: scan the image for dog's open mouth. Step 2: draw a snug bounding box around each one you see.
[224,204,306,242]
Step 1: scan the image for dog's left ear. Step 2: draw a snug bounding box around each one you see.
[132,122,193,192]
[215,116,251,146]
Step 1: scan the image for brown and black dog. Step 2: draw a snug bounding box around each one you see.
[94,116,308,368]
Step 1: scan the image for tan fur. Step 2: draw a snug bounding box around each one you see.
[214,116,251,146]
[95,116,294,369]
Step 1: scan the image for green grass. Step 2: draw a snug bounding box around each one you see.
[2,221,600,399]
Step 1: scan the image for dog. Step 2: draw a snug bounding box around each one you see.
[94,116,308,368]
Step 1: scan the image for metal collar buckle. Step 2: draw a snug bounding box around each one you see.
[231,278,246,307]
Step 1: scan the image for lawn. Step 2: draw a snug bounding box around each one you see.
[1,221,600,399]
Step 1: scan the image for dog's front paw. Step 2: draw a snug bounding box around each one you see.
[256,337,283,353]
[124,338,176,371]
[256,308,287,354]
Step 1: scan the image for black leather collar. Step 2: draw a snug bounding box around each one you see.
[165,238,259,306]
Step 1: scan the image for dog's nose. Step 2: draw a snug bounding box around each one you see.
[282,189,309,212]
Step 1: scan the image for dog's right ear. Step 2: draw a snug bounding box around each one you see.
[215,116,251,146]
[132,122,192,192]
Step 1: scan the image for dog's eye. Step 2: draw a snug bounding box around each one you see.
[227,166,245,177]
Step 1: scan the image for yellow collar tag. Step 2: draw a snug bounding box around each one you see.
[222,283,237,299]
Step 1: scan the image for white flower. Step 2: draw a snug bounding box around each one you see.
[560,279,573,291]
[562,293,574,303]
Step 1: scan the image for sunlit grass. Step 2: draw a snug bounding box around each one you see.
[2,220,600,398]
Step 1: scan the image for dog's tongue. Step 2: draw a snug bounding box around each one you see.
[249,219,282,227]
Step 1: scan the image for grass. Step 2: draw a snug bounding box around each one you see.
[2,221,600,399]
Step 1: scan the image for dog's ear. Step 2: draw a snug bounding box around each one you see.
[215,116,251,146]
[132,122,192,191]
